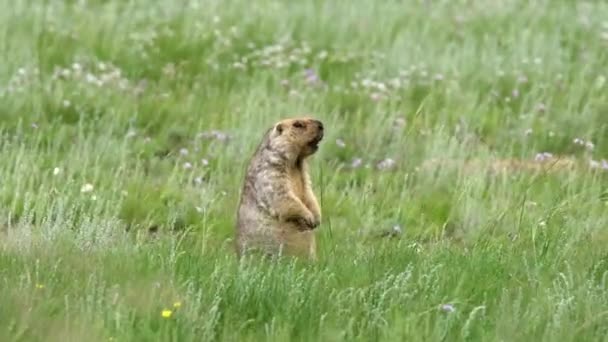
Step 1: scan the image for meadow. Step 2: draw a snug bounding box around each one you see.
[1,0,608,340]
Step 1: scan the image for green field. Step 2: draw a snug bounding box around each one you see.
[1,0,608,341]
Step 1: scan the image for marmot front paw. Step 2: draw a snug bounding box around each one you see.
[290,213,319,231]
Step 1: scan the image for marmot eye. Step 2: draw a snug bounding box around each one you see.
[293,121,305,128]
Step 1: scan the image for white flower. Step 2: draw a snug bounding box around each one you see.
[81,183,94,193]
[440,304,455,313]
[377,158,396,170]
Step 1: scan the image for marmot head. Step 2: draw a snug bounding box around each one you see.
[268,117,324,161]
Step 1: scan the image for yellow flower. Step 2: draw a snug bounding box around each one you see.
[173,301,182,309]
[161,309,173,318]
[35,284,45,289]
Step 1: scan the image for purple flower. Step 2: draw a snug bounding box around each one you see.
[304,69,318,84]
[534,152,553,162]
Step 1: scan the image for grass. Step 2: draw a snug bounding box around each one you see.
[1,0,608,340]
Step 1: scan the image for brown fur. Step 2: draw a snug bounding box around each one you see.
[235,117,324,260]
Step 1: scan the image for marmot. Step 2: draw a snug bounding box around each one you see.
[235,117,324,260]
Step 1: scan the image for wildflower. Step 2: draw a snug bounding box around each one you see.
[350,158,363,169]
[370,93,382,101]
[57,67,70,79]
[335,139,346,148]
[380,225,403,238]
[35,283,45,289]
[179,148,189,156]
[536,103,547,113]
[389,78,402,88]
[53,167,61,176]
[161,309,173,318]
[304,69,318,84]
[393,117,406,128]
[590,160,600,169]
[517,75,528,84]
[81,183,94,193]
[524,128,533,136]
[173,301,182,309]
[392,225,403,234]
[534,152,553,162]
[573,138,595,150]
[62,100,71,108]
[198,130,230,142]
[596,75,606,89]
[440,304,455,313]
[602,159,608,170]
[183,162,193,170]
[376,158,396,171]
[85,73,97,84]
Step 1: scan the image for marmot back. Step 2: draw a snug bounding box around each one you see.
[235,117,324,260]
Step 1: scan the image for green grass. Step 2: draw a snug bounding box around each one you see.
[1,0,608,340]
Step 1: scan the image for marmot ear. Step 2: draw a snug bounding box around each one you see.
[275,123,284,134]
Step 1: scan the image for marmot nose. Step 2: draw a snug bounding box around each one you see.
[315,120,324,131]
